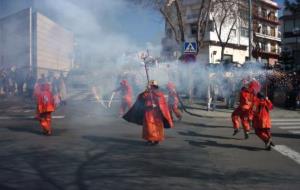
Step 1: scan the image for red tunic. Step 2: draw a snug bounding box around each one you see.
[123,88,174,142]
[141,89,174,141]
[239,87,253,111]
[37,84,55,114]
[252,97,273,129]
[115,80,133,115]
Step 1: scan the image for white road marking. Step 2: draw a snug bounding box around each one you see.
[272,119,300,122]
[272,122,300,125]
[279,126,300,129]
[289,130,300,134]
[0,116,65,120]
[52,116,65,119]
[273,145,300,165]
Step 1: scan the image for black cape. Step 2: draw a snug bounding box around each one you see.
[123,96,145,126]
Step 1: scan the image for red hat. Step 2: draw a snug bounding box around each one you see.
[167,82,175,90]
[120,80,128,85]
[248,80,261,94]
[41,83,51,91]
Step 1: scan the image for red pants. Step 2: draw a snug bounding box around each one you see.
[231,107,251,132]
[255,128,271,143]
[39,112,52,134]
[119,97,132,116]
[169,104,182,120]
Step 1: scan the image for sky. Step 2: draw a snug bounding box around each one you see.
[0,0,165,47]
[0,0,286,47]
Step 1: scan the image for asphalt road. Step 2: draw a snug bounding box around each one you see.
[0,96,299,190]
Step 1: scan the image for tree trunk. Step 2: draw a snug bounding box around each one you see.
[221,45,225,62]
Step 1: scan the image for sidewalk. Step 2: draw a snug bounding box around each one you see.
[183,100,300,119]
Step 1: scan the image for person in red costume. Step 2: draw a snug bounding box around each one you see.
[231,86,253,139]
[166,82,182,121]
[113,79,133,116]
[252,92,275,150]
[231,79,261,139]
[36,83,55,136]
[248,79,261,95]
[123,80,174,145]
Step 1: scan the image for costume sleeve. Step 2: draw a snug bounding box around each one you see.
[266,99,273,110]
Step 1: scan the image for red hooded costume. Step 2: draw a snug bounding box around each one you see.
[252,96,273,143]
[115,80,132,116]
[36,83,55,135]
[123,83,174,143]
[231,87,254,134]
[167,82,182,120]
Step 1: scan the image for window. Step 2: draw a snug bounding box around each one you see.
[230,29,236,37]
[190,23,198,36]
[262,8,267,18]
[270,27,276,37]
[241,27,249,37]
[223,54,233,63]
[166,28,172,38]
[208,20,214,32]
[262,25,268,35]
[284,20,293,33]
[296,18,300,29]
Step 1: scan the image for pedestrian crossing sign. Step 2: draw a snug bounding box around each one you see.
[184,42,197,54]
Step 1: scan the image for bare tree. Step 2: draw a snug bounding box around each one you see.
[130,0,211,53]
[211,0,243,61]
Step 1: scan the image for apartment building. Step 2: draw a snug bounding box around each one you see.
[280,8,300,71]
[0,8,74,78]
[161,0,250,64]
[252,0,281,66]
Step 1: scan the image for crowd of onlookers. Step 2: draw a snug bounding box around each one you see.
[174,65,300,111]
[0,66,67,106]
[0,66,35,98]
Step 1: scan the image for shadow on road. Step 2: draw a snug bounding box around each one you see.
[181,121,232,129]
[272,133,300,139]
[5,126,68,136]
[178,131,242,140]
[186,140,264,151]
[0,135,297,189]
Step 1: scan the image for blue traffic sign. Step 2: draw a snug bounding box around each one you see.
[184,42,197,54]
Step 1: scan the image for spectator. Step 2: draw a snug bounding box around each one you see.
[58,73,67,105]
[26,72,36,98]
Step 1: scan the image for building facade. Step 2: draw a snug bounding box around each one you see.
[161,0,250,65]
[280,9,300,71]
[252,0,281,66]
[0,8,74,78]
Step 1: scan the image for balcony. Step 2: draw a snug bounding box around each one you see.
[257,46,280,55]
[255,30,281,42]
[260,0,280,10]
[253,11,280,25]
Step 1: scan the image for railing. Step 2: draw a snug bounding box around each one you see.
[253,10,279,23]
[260,0,279,8]
[259,47,280,54]
[256,29,280,39]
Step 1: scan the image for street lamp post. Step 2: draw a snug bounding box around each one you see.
[248,0,252,60]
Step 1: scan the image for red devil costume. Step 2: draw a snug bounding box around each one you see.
[231,79,261,139]
[167,82,182,121]
[114,80,133,116]
[123,80,174,145]
[231,87,254,139]
[36,83,55,135]
[252,93,274,150]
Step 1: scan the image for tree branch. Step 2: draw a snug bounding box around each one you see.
[159,8,180,43]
